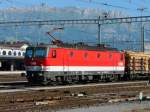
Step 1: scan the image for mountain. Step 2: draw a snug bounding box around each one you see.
[0,6,147,51]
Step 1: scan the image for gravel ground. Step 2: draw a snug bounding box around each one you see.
[56,101,150,112]
[0,74,26,82]
[0,81,149,112]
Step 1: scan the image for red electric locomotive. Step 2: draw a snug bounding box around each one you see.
[25,43,125,85]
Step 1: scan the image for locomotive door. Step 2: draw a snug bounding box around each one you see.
[113,57,117,73]
[63,49,69,73]
[112,53,117,73]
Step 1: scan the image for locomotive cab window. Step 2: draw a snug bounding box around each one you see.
[35,47,47,58]
[52,50,56,58]
[25,48,33,58]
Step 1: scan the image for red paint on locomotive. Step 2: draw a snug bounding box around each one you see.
[24,44,125,84]
[25,47,125,71]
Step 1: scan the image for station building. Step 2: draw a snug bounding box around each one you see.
[0,41,29,71]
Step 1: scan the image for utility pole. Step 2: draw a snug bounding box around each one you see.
[98,16,101,45]
[137,7,147,52]
[142,26,144,52]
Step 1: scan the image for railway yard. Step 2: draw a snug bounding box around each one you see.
[0,0,150,112]
[0,72,149,112]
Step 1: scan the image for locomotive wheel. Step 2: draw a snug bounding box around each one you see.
[92,75,100,82]
[41,80,49,86]
[41,76,49,86]
[26,75,36,85]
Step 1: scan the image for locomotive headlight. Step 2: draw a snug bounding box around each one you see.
[38,73,43,76]
[118,62,123,66]
[40,64,44,70]
[31,61,36,65]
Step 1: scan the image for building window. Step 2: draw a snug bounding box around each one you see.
[14,52,16,56]
[70,51,74,57]
[84,52,88,58]
[2,51,6,55]
[8,51,12,55]
[18,52,21,56]
[97,53,100,58]
[23,52,25,56]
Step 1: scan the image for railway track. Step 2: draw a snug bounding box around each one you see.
[0,80,149,111]
[0,72,26,83]
[0,80,148,93]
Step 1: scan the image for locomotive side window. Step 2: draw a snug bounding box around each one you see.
[52,50,56,58]
[84,52,88,58]
[109,53,112,59]
[70,51,74,57]
[97,53,100,58]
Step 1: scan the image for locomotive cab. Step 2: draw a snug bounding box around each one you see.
[25,46,50,85]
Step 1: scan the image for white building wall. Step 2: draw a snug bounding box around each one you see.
[0,48,26,57]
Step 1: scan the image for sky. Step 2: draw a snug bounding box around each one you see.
[0,0,150,16]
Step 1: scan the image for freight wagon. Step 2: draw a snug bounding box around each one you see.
[125,51,150,80]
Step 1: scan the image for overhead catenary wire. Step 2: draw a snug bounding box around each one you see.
[76,0,128,9]
[76,0,150,15]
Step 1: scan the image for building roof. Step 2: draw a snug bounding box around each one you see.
[0,41,29,50]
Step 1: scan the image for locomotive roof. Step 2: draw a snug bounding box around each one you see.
[28,43,118,51]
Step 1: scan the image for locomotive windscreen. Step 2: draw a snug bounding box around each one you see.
[25,47,33,58]
[25,47,48,58]
[35,47,47,58]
